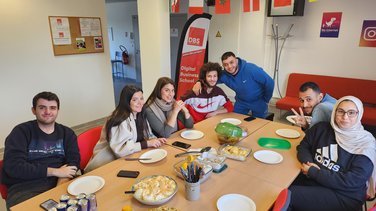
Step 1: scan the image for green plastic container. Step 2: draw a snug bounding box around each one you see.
[257,137,291,150]
[215,122,242,137]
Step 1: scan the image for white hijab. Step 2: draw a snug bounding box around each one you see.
[330,96,376,198]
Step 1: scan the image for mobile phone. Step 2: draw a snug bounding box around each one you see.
[244,116,256,122]
[117,170,140,178]
[172,141,191,149]
[40,199,58,210]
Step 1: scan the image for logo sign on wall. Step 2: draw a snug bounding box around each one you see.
[320,12,342,38]
[359,20,376,47]
[187,27,205,46]
[175,13,211,99]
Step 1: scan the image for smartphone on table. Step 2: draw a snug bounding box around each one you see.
[40,199,58,210]
[172,141,191,149]
[117,170,140,178]
[244,116,256,122]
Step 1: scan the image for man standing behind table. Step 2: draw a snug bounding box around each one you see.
[2,92,80,209]
[181,62,234,123]
[193,52,274,118]
[291,82,336,130]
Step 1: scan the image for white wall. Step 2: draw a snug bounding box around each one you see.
[267,0,376,96]
[106,1,137,79]
[207,0,376,99]
[0,0,115,148]
[137,0,171,98]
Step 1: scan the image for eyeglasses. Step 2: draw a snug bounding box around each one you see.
[336,109,358,118]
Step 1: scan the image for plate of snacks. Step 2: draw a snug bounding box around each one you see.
[196,151,226,171]
[218,145,251,161]
[131,175,178,205]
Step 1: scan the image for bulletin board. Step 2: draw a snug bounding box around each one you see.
[48,16,104,56]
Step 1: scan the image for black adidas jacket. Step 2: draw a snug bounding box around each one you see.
[297,122,373,202]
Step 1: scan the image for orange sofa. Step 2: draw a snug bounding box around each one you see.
[276,73,376,126]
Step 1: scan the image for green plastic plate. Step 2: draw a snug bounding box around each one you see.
[257,137,291,150]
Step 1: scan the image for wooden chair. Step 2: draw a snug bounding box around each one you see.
[77,126,102,172]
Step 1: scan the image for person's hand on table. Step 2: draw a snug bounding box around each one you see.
[147,138,166,148]
[48,164,78,178]
[205,111,218,118]
[291,107,309,129]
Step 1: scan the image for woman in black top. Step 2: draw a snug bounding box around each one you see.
[288,96,376,211]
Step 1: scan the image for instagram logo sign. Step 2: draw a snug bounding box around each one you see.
[187,27,205,47]
[360,20,376,47]
[364,27,376,41]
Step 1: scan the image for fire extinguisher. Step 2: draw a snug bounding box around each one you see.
[119,45,129,65]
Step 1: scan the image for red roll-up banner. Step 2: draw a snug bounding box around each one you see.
[175,13,212,100]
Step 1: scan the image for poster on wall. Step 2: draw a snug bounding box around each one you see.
[359,20,376,47]
[50,17,71,45]
[320,12,342,38]
[175,13,211,99]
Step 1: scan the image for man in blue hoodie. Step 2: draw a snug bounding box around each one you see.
[194,51,274,118]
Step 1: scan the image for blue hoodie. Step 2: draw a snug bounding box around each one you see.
[218,57,274,118]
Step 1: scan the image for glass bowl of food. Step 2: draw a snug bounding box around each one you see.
[215,122,244,145]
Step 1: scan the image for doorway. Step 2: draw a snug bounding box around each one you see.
[105,0,141,105]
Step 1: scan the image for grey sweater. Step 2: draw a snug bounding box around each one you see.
[145,107,193,138]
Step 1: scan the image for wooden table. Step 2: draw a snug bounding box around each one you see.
[11,113,303,211]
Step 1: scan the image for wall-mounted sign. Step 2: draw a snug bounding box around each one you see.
[359,20,376,48]
[320,12,342,38]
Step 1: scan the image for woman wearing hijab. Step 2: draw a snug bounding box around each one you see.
[145,77,194,138]
[84,85,166,172]
[288,96,376,211]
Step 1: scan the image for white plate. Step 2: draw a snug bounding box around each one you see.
[67,176,105,196]
[220,118,241,125]
[253,150,283,164]
[139,149,167,164]
[276,128,300,138]
[286,115,312,125]
[217,194,256,211]
[180,130,204,140]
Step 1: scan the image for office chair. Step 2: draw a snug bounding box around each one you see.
[77,126,102,172]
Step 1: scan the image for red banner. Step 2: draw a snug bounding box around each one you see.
[170,0,180,13]
[175,14,212,99]
[243,0,260,12]
[215,0,231,14]
[274,0,292,7]
[189,0,204,14]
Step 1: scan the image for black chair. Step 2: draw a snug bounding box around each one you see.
[266,112,275,121]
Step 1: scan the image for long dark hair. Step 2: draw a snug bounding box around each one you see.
[145,77,175,106]
[105,85,146,141]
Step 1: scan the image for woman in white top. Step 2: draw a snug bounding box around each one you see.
[85,85,166,172]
